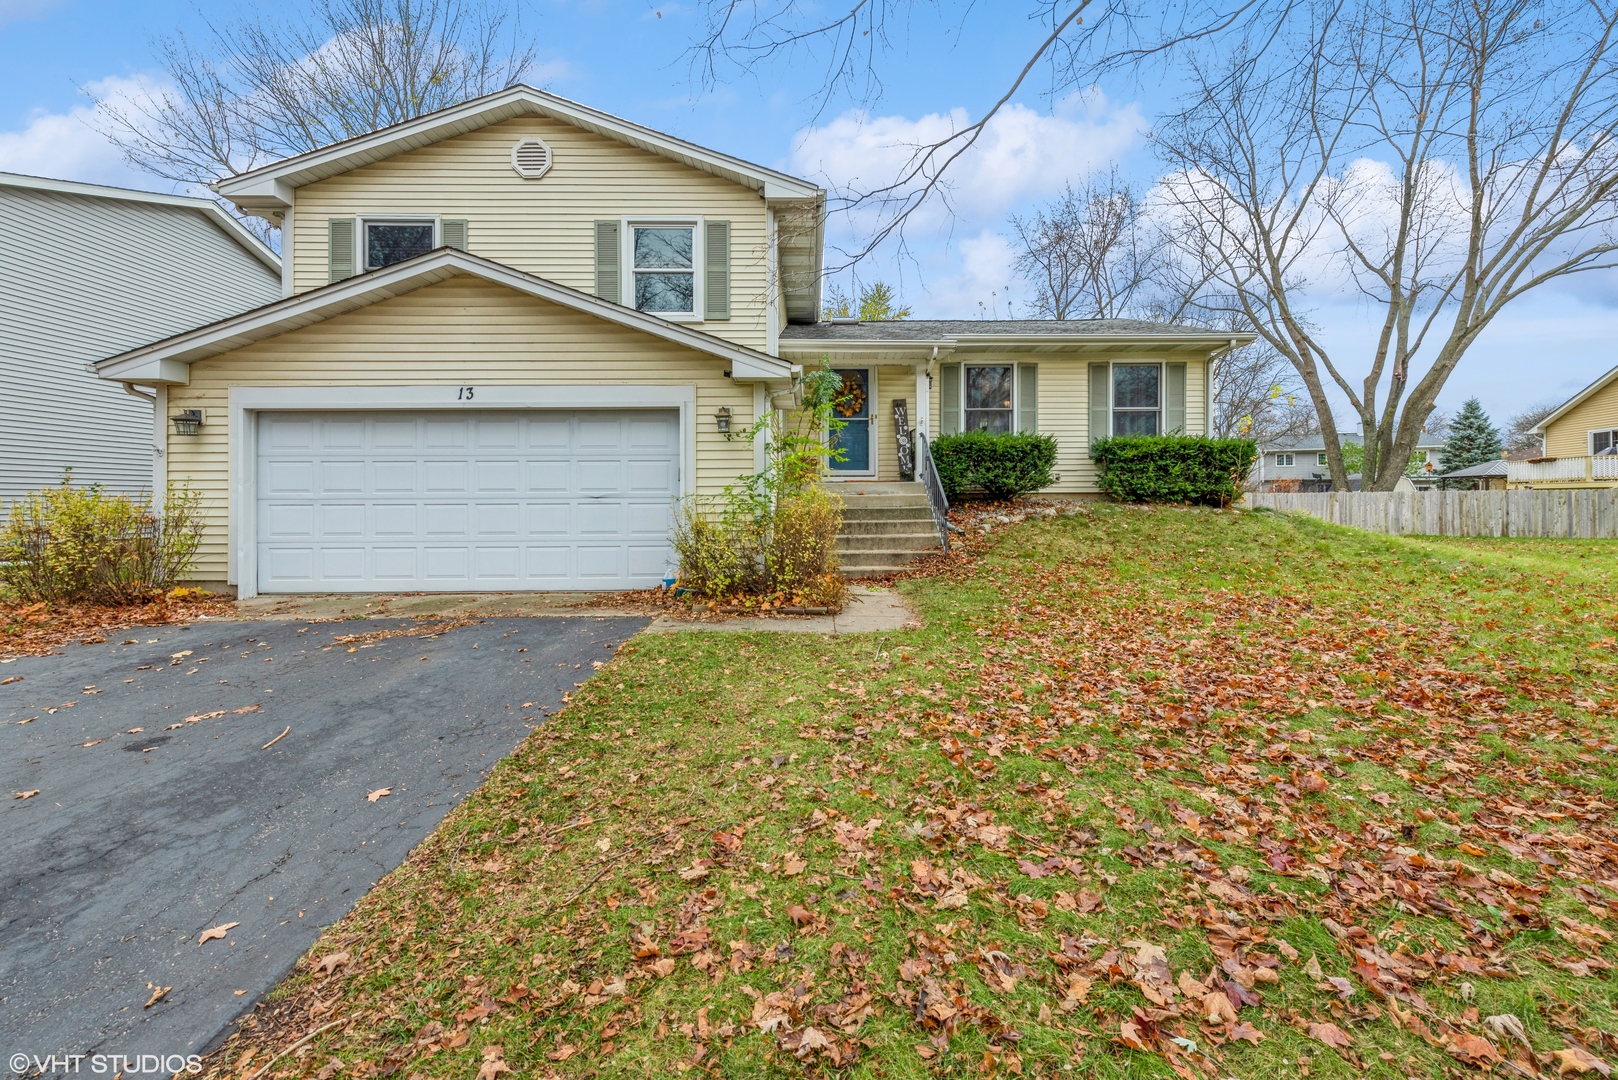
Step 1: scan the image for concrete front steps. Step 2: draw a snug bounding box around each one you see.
[825,481,944,576]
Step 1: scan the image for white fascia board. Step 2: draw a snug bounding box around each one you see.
[0,170,280,272]
[1535,362,1618,433]
[94,248,791,381]
[216,86,822,204]
[948,332,1258,348]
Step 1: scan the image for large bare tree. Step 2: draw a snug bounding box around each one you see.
[1155,0,1618,490]
[682,0,1293,270]
[95,0,537,231]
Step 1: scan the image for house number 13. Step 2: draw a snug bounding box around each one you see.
[456,386,475,400]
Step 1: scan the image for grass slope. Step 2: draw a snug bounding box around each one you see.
[210,506,1618,1080]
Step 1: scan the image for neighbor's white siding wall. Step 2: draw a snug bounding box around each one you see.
[0,185,280,506]
[288,116,774,352]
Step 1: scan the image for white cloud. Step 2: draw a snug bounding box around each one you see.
[0,0,62,29]
[791,90,1144,226]
[0,76,170,190]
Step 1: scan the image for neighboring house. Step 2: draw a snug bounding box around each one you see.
[1252,431,1445,491]
[92,86,1250,597]
[0,173,281,509]
[1508,364,1618,488]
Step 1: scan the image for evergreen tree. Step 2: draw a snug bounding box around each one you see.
[1440,398,1504,476]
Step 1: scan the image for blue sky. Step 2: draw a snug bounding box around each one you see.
[0,0,1605,430]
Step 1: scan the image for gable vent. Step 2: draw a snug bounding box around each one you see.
[510,137,553,179]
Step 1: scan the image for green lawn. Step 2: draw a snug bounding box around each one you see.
[211,506,1618,1080]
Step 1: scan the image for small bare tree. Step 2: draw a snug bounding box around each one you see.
[1156,0,1618,491]
[95,0,537,226]
[1010,169,1159,319]
[1505,401,1560,455]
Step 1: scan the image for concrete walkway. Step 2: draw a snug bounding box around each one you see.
[644,585,917,634]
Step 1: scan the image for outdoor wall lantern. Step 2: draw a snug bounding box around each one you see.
[715,406,732,434]
[171,409,204,436]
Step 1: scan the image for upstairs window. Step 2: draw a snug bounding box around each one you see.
[1276,453,1295,467]
[365,218,436,271]
[1112,363,1161,436]
[631,224,695,314]
[1317,453,1328,466]
[1594,429,1618,455]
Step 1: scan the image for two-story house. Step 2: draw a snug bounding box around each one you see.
[94,86,1248,597]
[1508,364,1618,488]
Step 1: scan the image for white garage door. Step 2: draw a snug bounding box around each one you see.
[255,410,679,592]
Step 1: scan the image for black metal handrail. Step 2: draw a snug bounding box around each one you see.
[916,431,950,553]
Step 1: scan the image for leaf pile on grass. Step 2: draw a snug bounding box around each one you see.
[0,591,234,658]
[202,507,1618,1079]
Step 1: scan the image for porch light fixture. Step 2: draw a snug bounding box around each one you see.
[171,409,203,436]
[715,406,732,434]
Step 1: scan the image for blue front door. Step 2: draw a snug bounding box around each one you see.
[829,369,871,473]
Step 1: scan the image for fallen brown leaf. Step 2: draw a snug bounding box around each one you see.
[197,922,239,944]
[143,984,171,1008]
[366,787,390,802]
[1308,1021,1354,1050]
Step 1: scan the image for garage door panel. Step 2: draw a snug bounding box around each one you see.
[426,420,468,448]
[475,503,520,536]
[319,504,365,537]
[374,503,417,536]
[527,460,570,492]
[262,503,314,539]
[263,460,314,495]
[373,420,418,448]
[323,421,365,448]
[474,459,521,492]
[373,548,419,580]
[373,460,418,492]
[320,461,366,493]
[257,409,679,592]
[262,548,314,584]
[577,460,623,491]
[424,503,469,536]
[627,458,676,492]
[626,501,673,535]
[424,460,469,492]
[319,547,366,580]
[424,547,470,580]
[576,546,623,578]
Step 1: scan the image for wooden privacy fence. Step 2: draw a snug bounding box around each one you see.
[1243,488,1618,539]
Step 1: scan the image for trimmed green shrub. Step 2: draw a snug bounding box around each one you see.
[0,480,207,604]
[931,432,1058,500]
[1090,435,1257,505]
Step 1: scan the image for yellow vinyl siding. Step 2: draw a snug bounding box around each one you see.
[166,277,756,580]
[1545,377,1618,457]
[923,355,1209,495]
[290,116,773,351]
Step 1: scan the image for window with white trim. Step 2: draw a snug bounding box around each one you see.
[964,365,1015,432]
[1112,363,1161,436]
[1276,453,1295,467]
[1593,429,1618,455]
[626,220,699,317]
[1317,453,1328,466]
[363,217,436,271]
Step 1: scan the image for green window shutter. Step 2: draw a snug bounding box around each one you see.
[1017,363,1038,434]
[327,218,356,283]
[1088,362,1111,445]
[1165,362,1187,434]
[704,219,730,320]
[939,363,961,436]
[441,219,469,251]
[594,220,621,304]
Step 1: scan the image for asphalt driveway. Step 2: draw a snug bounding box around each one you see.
[0,615,646,1074]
